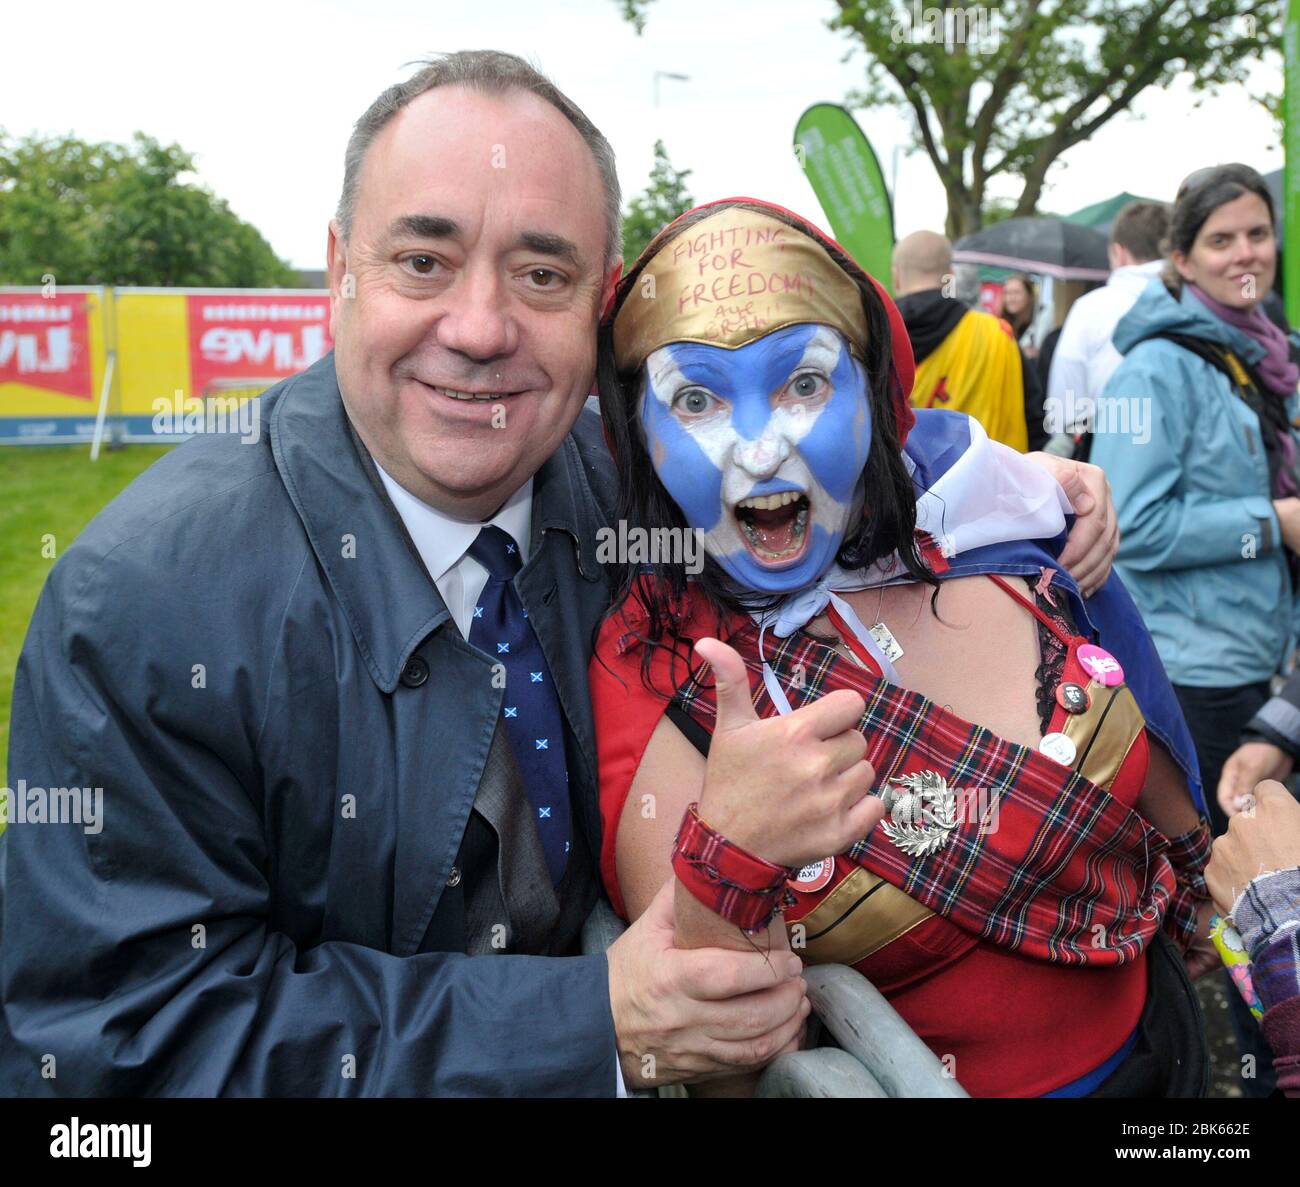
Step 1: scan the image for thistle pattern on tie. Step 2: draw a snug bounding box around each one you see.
[467,525,570,885]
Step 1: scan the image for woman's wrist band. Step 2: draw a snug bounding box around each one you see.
[1167,818,1213,895]
[1162,819,1214,951]
[670,803,791,934]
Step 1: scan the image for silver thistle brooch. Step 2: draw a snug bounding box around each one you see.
[879,770,958,858]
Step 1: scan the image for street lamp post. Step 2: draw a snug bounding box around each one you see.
[653,70,690,107]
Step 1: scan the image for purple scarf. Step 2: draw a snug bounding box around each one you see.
[1187,283,1300,398]
[1188,284,1300,497]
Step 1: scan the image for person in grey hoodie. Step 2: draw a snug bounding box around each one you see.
[1219,664,1300,821]
[1206,781,1300,1097]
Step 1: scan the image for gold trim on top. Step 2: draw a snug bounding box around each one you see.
[612,207,869,373]
[1058,680,1146,792]
[787,866,934,967]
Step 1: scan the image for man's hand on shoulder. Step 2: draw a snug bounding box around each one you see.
[1025,451,1118,596]
[606,880,809,1089]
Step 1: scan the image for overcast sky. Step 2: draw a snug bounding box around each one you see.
[3,0,1285,269]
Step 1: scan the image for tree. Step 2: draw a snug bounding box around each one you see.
[617,1,1281,236]
[621,139,694,264]
[0,131,297,287]
[982,197,1063,225]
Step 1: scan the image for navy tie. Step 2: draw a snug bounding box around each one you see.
[467,526,570,885]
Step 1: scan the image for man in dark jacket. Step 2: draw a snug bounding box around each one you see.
[0,51,816,1098]
[0,52,1121,1097]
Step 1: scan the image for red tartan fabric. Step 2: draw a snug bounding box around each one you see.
[671,804,790,933]
[590,577,1175,1093]
[674,619,1177,965]
[1163,820,1213,949]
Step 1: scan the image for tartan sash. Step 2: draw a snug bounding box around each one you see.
[674,620,1174,965]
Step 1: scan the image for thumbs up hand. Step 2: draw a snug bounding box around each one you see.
[693,638,884,869]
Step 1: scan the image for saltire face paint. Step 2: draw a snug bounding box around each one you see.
[640,323,872,592]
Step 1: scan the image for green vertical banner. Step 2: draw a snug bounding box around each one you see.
[1287,0,1300,327]
[794,103,895,292]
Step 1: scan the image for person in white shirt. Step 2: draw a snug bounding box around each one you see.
[1046,201,1171,454]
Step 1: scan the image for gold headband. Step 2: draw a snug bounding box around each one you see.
[612,207,870,373]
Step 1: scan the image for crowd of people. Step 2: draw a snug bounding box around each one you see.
[1,50,1299,1100]
[914,165,1300,1096]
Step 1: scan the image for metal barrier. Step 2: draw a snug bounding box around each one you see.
[581,898,970,1098]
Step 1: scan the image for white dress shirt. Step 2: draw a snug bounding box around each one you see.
[1047,259,1165,423]
[374,464,532,637]
[374,462,628,1097]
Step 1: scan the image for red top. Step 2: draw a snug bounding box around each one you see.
[590,577,1152,1097]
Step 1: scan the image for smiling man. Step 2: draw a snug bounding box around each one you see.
[0,51,817,1098]
[0,51,1118,1098]
[329,80,613,521]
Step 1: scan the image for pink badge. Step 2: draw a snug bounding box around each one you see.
[1077,644,1124,687]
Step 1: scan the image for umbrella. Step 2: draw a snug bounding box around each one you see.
[952,217,1110,281]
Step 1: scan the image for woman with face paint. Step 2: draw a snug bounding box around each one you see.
[590,200,1214,1097]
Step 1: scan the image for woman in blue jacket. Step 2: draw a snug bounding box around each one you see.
[1093,164,1300,835]
[1092,165,1300,1095]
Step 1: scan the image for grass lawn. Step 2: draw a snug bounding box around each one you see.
[1,445,174,786]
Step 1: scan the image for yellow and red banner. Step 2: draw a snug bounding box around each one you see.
[186,294,331,395]
[0,288,108,440]
[0,287,332,443]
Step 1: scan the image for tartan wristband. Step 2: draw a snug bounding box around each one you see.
[1166,819,1213,897]
[1162,819,1213,950]
[671,803,791,934]
[1164,879,1207,950]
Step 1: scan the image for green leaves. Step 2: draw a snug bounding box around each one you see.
[620,139,695,266]
[826,0,1282,234]
[614,0,1282,237]
[0,131,297,287]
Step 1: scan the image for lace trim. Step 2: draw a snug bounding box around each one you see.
[1028,577,1076,735]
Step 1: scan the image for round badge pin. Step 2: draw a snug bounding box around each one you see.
[1077,644,1124,687]
[1056,682,1091,714]
[1039,732,1078,766]
[789,857,835,894]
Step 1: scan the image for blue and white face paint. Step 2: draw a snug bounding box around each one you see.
[640,323,873,592]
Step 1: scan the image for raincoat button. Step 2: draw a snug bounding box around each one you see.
[400,656,429,688]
